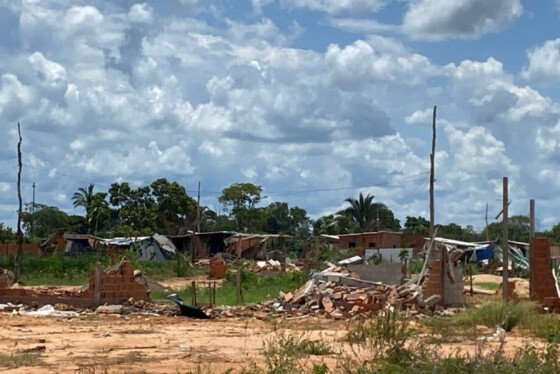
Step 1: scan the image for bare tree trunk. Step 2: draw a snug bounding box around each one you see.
[14,123,23,283]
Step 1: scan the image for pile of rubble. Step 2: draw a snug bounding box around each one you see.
[198,266,421,320]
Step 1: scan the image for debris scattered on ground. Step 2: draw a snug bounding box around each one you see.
[26,305,80,318]
[168,294,211,319]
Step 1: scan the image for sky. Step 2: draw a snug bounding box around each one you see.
[1,0,560,232]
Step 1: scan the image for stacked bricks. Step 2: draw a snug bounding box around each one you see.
[207,258,227,279]
[87,261,150,301]
[422,259,443,301]
[531,238,560,311]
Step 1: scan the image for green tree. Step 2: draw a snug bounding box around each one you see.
[72,184,95,233]
[338,193,378,233]
[150,178,197,234]
[338,193,379,251]
[550,223,560,243]
[218,183,263,231]
[261,202,311,238]
[22,203,86,238]
[404,216,430,234]
[486,215,530,243]
[313,214,354,235]
[438,223,465,240]
[0,223,16,242]
[89,192,111,236]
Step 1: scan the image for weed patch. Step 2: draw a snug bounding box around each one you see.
[0,352,44,369]
[151,270,306,306]
[474,282,500,291]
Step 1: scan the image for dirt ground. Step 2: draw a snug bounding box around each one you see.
[0,310,544,374]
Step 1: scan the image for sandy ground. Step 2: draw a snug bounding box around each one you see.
[0,310,546,374]
[0,313,344,374]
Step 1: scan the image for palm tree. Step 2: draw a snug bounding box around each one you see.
[338,193,377,253]
[72,184,95,233]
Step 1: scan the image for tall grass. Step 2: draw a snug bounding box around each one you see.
[151,269,307,306]
[0,253,207,286]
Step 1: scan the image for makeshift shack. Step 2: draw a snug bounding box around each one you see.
[101,234,177,262]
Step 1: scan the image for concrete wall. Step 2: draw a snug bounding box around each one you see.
[347,262,404,285]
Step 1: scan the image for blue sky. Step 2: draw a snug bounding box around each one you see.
[1,0,560,232]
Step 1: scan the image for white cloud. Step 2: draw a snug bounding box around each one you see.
[1,0,560,232]
[283,0,387,14]
[28,52,67,88]
[403,0,523,40]
[128,3,153,24]
[325,39,436,89]
[405,108,434,125]
[521,39,560,83]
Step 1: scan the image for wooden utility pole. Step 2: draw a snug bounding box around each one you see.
[429,106,436,238]
[529,199,535,298]
[13,123,23,283]
[196,181,201,233]
[235,236,244,304]
[502,177,509,302]
[485,203,489,241]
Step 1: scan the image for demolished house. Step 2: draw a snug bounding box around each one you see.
[223,234,292,260]
[41,230,103,255]
[101,234,177,262]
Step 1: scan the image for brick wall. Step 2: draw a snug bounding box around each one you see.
[531,238,560,310]
[0,243,41,256]
[421,243,464,307]
[422,259,443,301]
[0,260,149,308]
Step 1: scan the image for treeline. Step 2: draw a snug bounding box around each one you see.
[0,179,556,245]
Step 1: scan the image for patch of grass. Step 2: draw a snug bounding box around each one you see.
[259,332,333,374]
[151,270,307,306]
[421,315,482,343]
[0,253,208,286]
[0,352,44,368]
[454,302,538,332]
[474,282,500,291]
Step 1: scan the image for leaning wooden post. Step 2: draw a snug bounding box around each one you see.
[13,123,24,283]
[236,236,244,305]
[502,177,509,302]
[529,199,535,298]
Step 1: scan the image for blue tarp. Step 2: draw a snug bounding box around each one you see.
[464,245,494,261]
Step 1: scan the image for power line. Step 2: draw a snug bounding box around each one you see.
[264,171,430,197]
[19,160,430,199]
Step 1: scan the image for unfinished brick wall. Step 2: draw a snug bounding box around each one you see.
[421,243,464,307]
[531,238,560,310]
[0,243,41,256]
[0,261,149,308]
[422,258,443,301]
[83,261,150,301]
